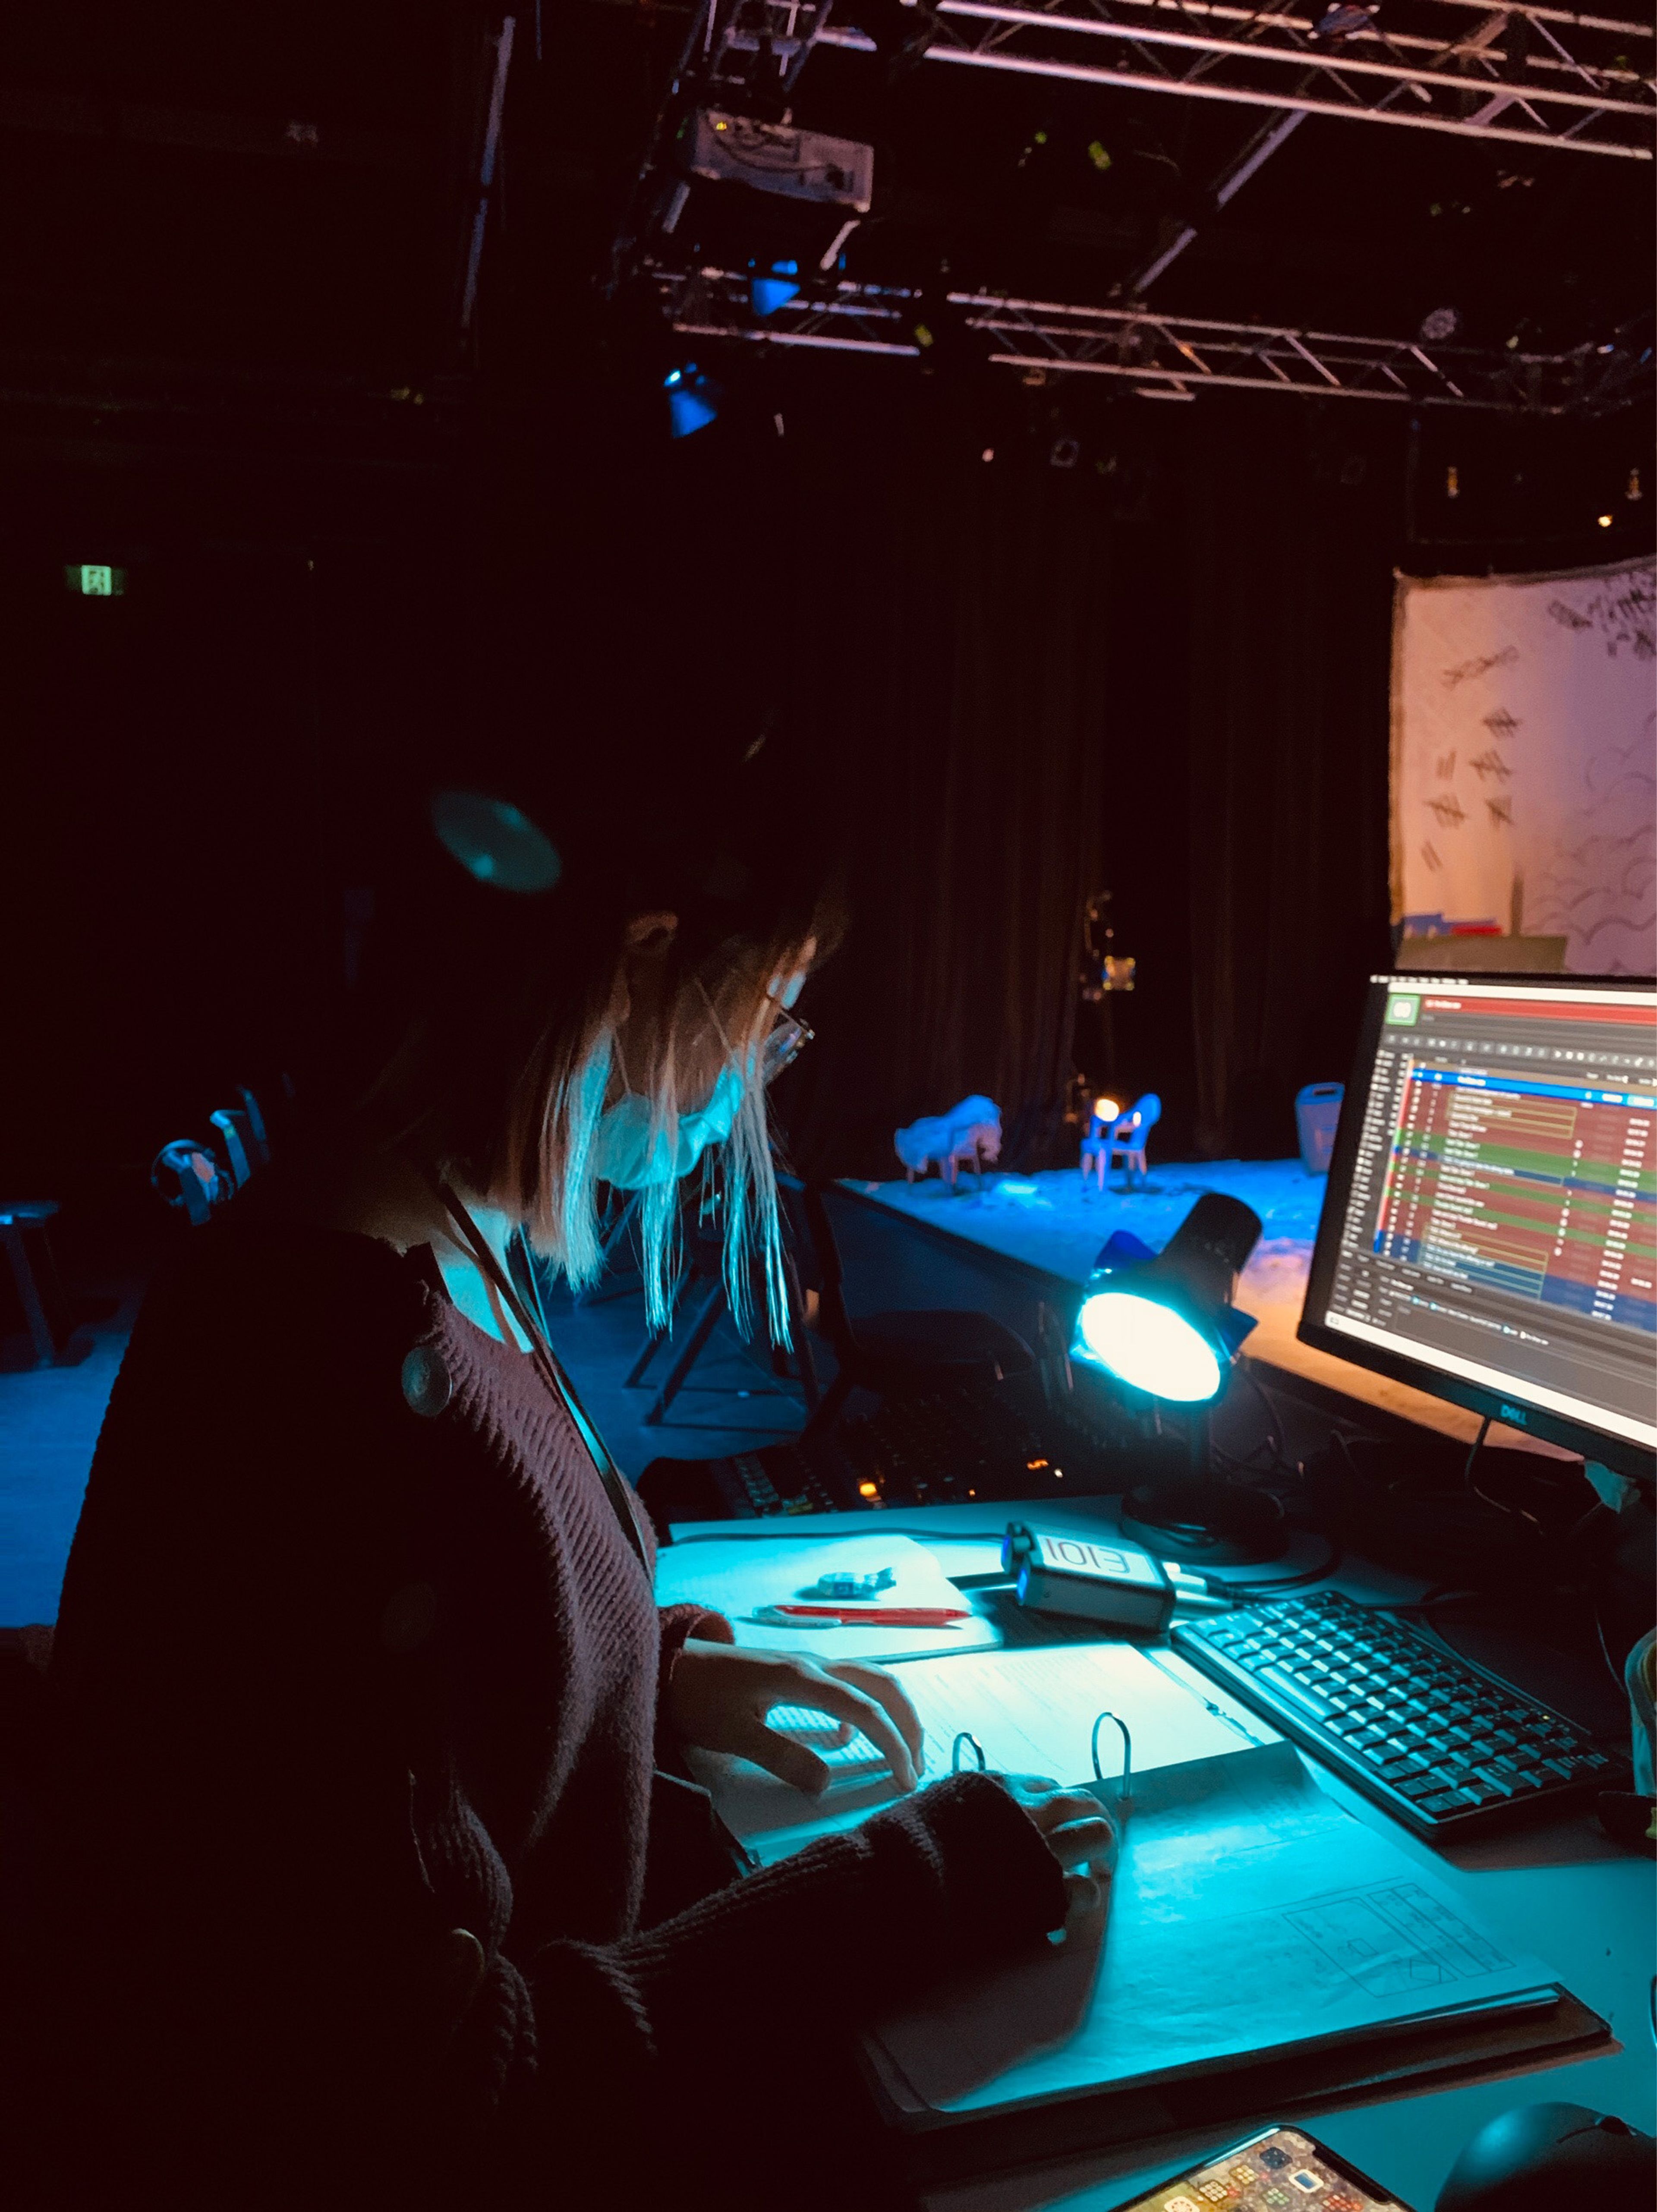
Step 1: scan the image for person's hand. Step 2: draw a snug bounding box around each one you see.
[668,1638,923,1793]
[996,1774,1118,1917]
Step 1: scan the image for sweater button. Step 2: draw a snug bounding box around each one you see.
[401,1345,452,1417]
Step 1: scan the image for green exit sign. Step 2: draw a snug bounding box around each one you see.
[66,563,126,596]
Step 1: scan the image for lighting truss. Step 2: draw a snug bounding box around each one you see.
[663,0,1654,160]
[657,266,1653,412]
[835,0,1657,162]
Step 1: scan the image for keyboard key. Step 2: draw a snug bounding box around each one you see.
[1171,1590,1623,1836]
[1257,1664,1336,1720]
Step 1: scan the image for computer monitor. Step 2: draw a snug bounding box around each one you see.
[1300,974,1657,1483]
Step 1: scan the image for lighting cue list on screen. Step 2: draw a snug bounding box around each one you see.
[1375,1067,1655,1332]
[1320,983,1657,1449]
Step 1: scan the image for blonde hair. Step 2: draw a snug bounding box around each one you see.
[491,930,807,1341]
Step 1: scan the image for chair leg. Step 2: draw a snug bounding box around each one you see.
[644,1279,728,1425]
[624,1330,666,1388]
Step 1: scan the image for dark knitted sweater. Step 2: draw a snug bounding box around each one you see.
[43,1221,1065,2210]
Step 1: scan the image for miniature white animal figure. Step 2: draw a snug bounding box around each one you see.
[894,1096,1003,1190]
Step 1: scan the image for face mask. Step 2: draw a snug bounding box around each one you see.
[591,1064,745,1190]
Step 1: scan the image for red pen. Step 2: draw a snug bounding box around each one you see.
[766,1604,970,1626]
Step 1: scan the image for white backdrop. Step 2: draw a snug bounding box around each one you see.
[1391,557,1656,975]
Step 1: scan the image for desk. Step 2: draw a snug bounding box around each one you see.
[671,1498,1654,2212]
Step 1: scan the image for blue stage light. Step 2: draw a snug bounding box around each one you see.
[750,261,800,317]
[665,362,720,438]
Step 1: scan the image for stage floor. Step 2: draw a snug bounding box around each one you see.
[847,1160,1566,1455]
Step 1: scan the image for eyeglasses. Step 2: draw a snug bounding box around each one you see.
[760,1010,815,1085]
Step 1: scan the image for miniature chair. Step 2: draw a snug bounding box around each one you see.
[1082,1094,1161,1191]
[1109,1093,1160,1185]
[792,1179,1033,1433]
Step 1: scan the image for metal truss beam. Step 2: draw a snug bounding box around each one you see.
[656,266,1651,413]
[613,0,1651,299]
[810,0,1656,159]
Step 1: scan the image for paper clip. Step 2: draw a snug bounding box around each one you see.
[1090,1711,1133,1810]
[951,1731,987,1774]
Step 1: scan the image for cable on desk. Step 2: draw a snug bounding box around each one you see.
[1207,1538,1344,1599]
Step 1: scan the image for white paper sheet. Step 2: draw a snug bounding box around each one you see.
[686,1642,1278,1856]
[870,1740,1557,2120]
[655,1532,1003,1663]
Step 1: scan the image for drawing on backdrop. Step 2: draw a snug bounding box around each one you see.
[1391,557,1656,976]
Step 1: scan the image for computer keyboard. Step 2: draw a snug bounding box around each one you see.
[1172,1589,1625,1840]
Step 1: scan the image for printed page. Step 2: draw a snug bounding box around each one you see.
[686,1641,1280,1854]
[871,1742,1556,2119]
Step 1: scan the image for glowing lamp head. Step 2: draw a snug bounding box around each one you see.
[1068,1191,1263,1408]
[1094,1096,1121,1125]
[1076,1289,1222,1402]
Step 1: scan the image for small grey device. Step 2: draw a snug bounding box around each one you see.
[1002,1523,1177,1632]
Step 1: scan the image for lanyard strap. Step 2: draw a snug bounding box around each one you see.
[429,1177,652,1582]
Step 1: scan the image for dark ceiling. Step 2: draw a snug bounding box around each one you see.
[1,1,1648,403]
[597,3,1653,350]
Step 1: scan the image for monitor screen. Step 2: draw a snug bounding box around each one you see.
[1300,975,1657,1477]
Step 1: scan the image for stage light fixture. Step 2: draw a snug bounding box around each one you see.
[1629,469,1644,501]
[1597,512,1614,528]
[664,363,720,439]
[1312,0,1377,36]
[1418,306,1459,343]
[750,260,801,316]
[1070,1192,1262,1407]
[1094,1096,1121,1125]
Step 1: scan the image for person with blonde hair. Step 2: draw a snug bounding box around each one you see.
[41,721,1111,2212]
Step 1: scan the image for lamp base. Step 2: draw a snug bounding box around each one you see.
[1119,1475,1288,1566]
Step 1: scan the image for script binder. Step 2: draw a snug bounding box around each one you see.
[868,1983,1612,2196]
[860,1739,1608,2186]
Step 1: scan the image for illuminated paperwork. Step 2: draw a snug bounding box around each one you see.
[687,1641,1276,1854]
[684,1634,1556,2123]
[869,1739,1556,2121]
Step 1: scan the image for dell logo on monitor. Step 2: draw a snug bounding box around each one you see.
[1498,1404,1528,1426]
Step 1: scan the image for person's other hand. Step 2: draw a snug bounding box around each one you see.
[668,1638,923,1794]
[996,1774,1118,1916]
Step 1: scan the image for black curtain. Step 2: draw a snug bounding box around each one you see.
[772,394,1402,1175]
[756,412,1109,1178]
[1181,418,1399,1158]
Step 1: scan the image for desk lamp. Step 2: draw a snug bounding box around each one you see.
[1070,1191,1285,1565]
